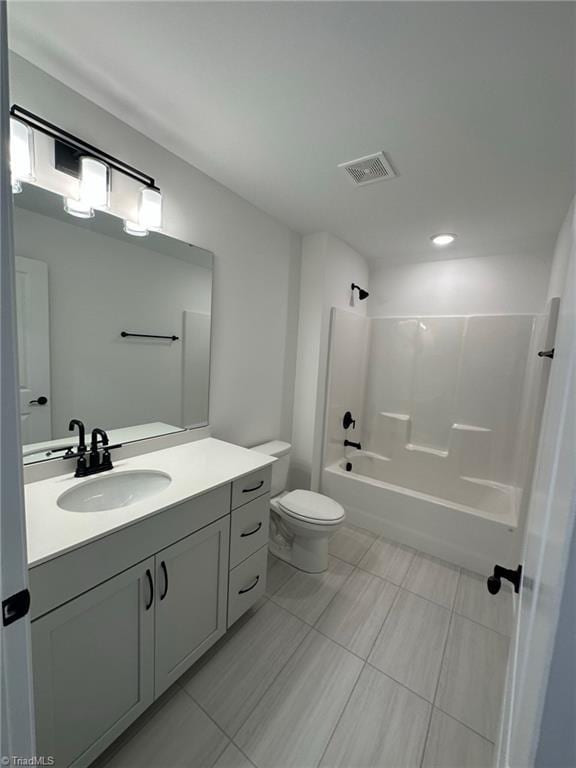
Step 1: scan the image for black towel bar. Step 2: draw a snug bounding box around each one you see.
[121,331,179,341]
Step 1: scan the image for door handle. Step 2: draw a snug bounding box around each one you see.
[487,564,522,595]
[160,561,169,600]
[29,396,48,405]
[538,349,555,359]
[144,569,154,610]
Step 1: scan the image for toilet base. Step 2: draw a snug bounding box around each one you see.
[269,533,330,574]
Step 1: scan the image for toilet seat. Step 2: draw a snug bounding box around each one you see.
[278,490,345,526]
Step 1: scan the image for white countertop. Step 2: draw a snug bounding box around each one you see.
[25,438,275,568]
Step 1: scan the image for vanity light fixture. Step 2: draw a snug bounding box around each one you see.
[64,197,94,219]
[123,220,148,237]
[9,105,163,229]
[9,116,35,193]
[139,187,163,231]
[431,233,457,247]
[79,156,110,209]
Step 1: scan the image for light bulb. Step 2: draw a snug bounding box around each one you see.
[124,220,148,237]
[64,197,94,219]
[139,187,162,231]
[10,117,35,192]
[80,156,109,209]
[431,233,456,247]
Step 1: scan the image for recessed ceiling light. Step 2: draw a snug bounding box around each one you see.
[431,233,456,246]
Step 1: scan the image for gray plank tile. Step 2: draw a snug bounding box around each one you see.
[266,554,297,596]
[320,665,430,768]
[403,552,460,608]
[183,599,310,736]
[102,688,227,768]
[436,615,509,741]
[359,537,415,584]
[369,589,451,701]
[328,525,376,565]
[422,709,494,768]
[455,570,513,636]
[213,743,255,768]
[235,630,363,768]
[316,568,397,658]
[272,556,353,624]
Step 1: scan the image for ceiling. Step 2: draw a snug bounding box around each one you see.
[8,2,575,264]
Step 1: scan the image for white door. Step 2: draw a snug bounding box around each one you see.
[15,256,51,444]
[0,3,36,758]
[497,212,575,767]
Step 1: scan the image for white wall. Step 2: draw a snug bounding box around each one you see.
[369,252,551,317]
[9,53,301,448]
[291,232,369,489]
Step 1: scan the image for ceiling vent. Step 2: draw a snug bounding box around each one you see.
[338,152,396,186]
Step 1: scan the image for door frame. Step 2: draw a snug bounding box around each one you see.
[0,5,36,759]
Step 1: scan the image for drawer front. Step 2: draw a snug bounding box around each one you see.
[230,495,270,568]
[228,545,268,627]
[231,467,271,510]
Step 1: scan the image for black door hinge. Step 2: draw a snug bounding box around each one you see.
[2,588,31,626]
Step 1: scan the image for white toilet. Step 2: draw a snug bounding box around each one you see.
[251,441,345,573]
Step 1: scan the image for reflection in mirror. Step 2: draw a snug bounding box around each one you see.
[14,184,213,465]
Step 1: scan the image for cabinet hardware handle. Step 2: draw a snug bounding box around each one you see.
[241,522,263,537]
[243,480,264,493]
[160,561,169,600]
[238,575,260,595]
[145,569,154,610]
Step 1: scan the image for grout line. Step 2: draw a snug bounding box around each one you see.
[452,609,512,639]
[433,703,497,745]
[316,659,366,767]
[363,661,435,708]
[419,598,455,768]
[183,610,315,741]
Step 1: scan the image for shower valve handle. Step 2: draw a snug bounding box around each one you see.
[343,411,356,430]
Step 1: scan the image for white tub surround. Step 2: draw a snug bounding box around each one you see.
[26,438,274,768]
[323,309,549,572]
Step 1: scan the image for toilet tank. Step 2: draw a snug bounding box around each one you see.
[251,441,291,497]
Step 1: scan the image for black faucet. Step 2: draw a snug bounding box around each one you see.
[66,422,121,477]
[68,419,87,475]
[344,439,362,450]
[89,428,110,472]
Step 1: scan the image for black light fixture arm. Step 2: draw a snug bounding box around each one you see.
[10,104,159,190]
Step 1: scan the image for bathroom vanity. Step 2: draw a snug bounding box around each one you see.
[25,438,273,768]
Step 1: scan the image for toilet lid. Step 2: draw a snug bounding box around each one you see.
[278,490,345,523]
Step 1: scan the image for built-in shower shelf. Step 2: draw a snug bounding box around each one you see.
[406,443,449,458]
[452,423,492,433]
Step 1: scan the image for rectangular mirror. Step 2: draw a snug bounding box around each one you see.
[14,184,213,465]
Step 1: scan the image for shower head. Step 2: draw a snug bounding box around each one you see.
[351,283,370,301]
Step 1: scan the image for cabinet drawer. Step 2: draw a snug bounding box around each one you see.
[230,495,270,568]
[231,467,271,510]
[228,545,268,627]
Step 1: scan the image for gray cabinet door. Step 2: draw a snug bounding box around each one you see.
[154,516,230,697]
[32,557,155,768]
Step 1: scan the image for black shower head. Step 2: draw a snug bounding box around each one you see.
[351,283,370,301]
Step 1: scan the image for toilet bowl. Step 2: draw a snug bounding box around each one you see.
[251,441,346,573]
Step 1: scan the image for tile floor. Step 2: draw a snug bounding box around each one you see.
[94,526,512,768]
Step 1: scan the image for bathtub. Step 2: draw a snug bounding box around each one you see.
[322,455,521,573]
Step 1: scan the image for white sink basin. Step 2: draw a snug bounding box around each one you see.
[57,470,172,513]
